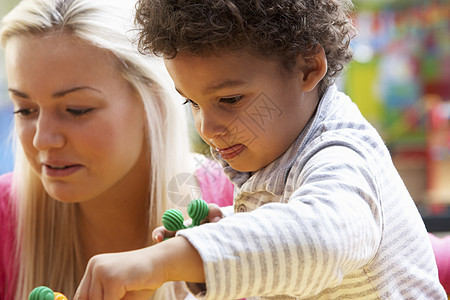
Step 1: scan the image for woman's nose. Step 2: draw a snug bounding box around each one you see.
[33,113,65,150]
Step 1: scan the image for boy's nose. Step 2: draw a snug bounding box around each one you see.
[197,110,227,142]
[33,114,65,150]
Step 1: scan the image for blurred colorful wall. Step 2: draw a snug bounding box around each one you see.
[344,0,450,207]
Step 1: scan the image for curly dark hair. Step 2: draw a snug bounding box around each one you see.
[135,0,356,93]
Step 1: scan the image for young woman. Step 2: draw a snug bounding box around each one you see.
[0,0,233,298]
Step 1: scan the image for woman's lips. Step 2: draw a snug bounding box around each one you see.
[42,164,82,177]
[216,144,245,160]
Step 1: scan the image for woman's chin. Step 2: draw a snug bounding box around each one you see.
[45,188,85,204]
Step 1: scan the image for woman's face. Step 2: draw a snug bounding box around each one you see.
[5,33,147,203]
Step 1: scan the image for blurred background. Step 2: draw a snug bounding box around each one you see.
[342,0,450,232]
[0,0,449,230]
[0,0,15,175]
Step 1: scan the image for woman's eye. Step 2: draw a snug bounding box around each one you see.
[182,99,199,109]
[13,108,37,117]
[220,96,242,105]
[66,108,94,116]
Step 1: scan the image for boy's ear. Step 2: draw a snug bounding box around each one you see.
[298,45,327,92]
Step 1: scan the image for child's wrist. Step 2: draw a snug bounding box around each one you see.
[154,236,205,283]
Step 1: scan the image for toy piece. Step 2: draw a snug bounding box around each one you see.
[187,198,209,226]
[54,292,68,300]
[162,198,209,233]
[162,208,186,231]
[29,286,68,300]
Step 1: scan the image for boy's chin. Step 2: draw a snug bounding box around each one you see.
[227,160,260,173]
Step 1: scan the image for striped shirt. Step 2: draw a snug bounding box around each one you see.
[178,85,446,299]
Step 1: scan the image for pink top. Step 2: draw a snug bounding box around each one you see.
[0,159,234,300]
[429,233,450,294]
[195,158,234,207]
[0,172,16,300]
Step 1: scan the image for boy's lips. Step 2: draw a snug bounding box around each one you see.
[216,144,245,159]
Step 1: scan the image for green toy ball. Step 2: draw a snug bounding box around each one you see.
[29,286,54,300]
[162,208,186,232]
[188,198,209,226]
[162,199,209,235]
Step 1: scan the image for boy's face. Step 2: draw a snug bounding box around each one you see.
[165,51,319,172]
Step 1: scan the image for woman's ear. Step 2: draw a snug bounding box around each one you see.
[299,45,327,92]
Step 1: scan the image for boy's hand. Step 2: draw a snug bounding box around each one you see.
[74,237,205,300]
[153,203,224,243]
[74,247,165,300]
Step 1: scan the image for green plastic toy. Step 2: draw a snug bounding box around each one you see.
[162,199,209,233]
[29,286,68,300]
[29,286,54,300]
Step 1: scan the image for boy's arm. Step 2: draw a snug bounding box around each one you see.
[160,236,205,282]
[74,236,204,300]
[220,204,234,217]
[178,146,383,299]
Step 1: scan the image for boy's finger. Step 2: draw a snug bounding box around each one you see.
[89,282,105,300]
[206,204,223,223]
[102,281,125,300]
[74,265,92,300]
[152,228,164,243]
[152,226,176,243]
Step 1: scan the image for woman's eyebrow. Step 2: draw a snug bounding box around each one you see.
[8,88,29,99]
[8,86,103,100]
[52,86,102,98]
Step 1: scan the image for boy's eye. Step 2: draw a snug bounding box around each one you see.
[220,96,242,104]
[66,108,94,116]
[13,108,37,117]
[182,99,199,109]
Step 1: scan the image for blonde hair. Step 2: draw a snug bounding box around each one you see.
[1,0,191,297]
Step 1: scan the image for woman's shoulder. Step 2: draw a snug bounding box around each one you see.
[0,172,16,300]
[0,172,14,225]
[0,172,15,235]
[0,172,13,206]
[0,172,13,185]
